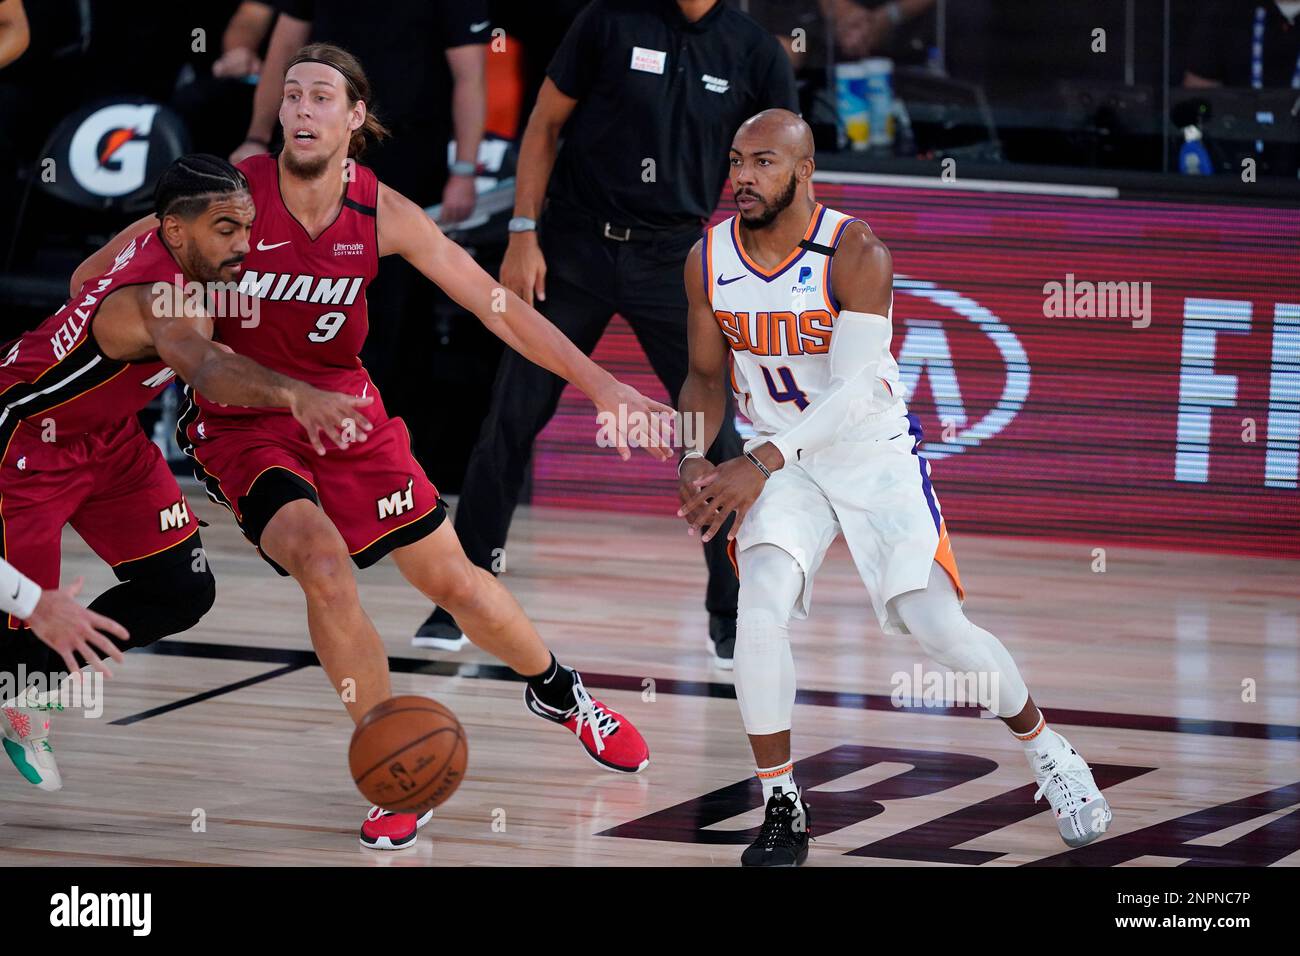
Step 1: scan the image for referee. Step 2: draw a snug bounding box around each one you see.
[415,0,798,667]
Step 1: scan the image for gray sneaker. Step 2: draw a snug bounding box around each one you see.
[1029,732,1113,848]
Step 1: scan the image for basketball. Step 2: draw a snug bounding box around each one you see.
[348,696,468,813]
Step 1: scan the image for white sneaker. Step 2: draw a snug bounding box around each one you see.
[2,704,62,792]
[1029,732,1112,848]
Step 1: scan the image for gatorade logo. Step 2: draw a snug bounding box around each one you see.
[67,104,159,198]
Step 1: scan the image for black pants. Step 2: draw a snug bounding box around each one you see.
[455,212,741,618]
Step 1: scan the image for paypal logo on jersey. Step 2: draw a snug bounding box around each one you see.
[791,264,818,295]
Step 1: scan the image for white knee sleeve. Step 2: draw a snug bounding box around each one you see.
[734,544,802,736]
[892,564,1029,718]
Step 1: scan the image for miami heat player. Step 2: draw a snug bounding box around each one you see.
[79,44,670,850]
[677,110,1112,866]
[1,155,367,791]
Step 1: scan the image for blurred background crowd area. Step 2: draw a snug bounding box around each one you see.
[0,0,1297,492]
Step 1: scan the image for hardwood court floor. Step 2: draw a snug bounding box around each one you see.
[0,482,1296,867]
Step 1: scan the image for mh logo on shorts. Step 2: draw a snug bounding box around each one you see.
[377,477,415,520]
[159,499,190,532]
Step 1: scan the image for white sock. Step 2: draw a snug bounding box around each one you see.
[1013,712,1057,753]
[756,761,797,802]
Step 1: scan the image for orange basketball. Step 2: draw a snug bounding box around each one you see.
[348,696,468,813]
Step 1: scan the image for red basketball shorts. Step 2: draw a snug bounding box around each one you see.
[0,417,200,630]
[180,400,444,573]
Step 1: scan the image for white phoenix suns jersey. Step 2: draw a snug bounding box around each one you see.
[702,203,903,440]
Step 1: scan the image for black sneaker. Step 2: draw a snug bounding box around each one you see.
[412,606,469,651]
[708,613,736,670]
[741,788,811,867]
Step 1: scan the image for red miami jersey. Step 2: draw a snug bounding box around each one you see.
[201,153,381,419]
[0,230,183,455]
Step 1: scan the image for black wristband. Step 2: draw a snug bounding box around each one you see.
[744,450,771,479]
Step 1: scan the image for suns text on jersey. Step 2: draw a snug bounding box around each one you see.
[713,309,835,356]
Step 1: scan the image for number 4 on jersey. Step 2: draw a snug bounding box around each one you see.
[761,365,809,410]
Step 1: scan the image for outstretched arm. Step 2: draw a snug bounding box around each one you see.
[140,287,375,455]
[0,564,127,677]
[377,183,673,460]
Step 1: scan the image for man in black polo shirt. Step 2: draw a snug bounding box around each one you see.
[414,0,798,667]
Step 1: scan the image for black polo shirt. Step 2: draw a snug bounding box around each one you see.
[545,0,798,230]
[1187,1,1300,87]
[275,0,489,202]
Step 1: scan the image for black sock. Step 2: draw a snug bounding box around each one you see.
[525,653,576,712]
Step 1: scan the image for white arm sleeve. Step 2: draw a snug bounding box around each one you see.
[768,311,892,465]
[0,558,40,621]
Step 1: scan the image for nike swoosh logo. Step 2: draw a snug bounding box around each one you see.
[717,274,745,286]
[470,20,489,32]
[11,583,20,600]
[256,239,291,251]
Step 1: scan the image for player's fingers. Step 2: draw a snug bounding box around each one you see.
[87,631,126,667]
[86,611,129,644]
[77,641,109,677]
[535,264,547,303]
[677,488,711,517]
[307,426,327,456]
[326,424,350,450]
[691,471,720,491]
[347,404,375,430]
[65,576,85,599]
[642,442,670,462]
[58,648,81,678]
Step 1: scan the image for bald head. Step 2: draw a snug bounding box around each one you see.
[728,109,816,230]
[732,109,815,163]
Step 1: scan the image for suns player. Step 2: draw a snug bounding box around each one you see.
[677,110,1112,866]
[0,154,370,791]
[75,44,669,850]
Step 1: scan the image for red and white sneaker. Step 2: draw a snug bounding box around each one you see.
[359,805,434,850]
[525,670,649,773]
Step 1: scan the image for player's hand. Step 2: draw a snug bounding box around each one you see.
[212,46,262,79]
[289,384,375,455]
[440,174,476,225]
[230,138,268,164]
[500,232,547,306]
[677,455,768,543]
[25,578,128,678]
[676,455,714,514]
[590,378,675,462]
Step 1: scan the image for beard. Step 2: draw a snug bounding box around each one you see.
[282,145,331,180]
[181,243,242,286]
[738,171,799,229]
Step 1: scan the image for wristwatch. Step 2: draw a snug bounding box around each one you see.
[507,216,538,234]
[450,160,477,177]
